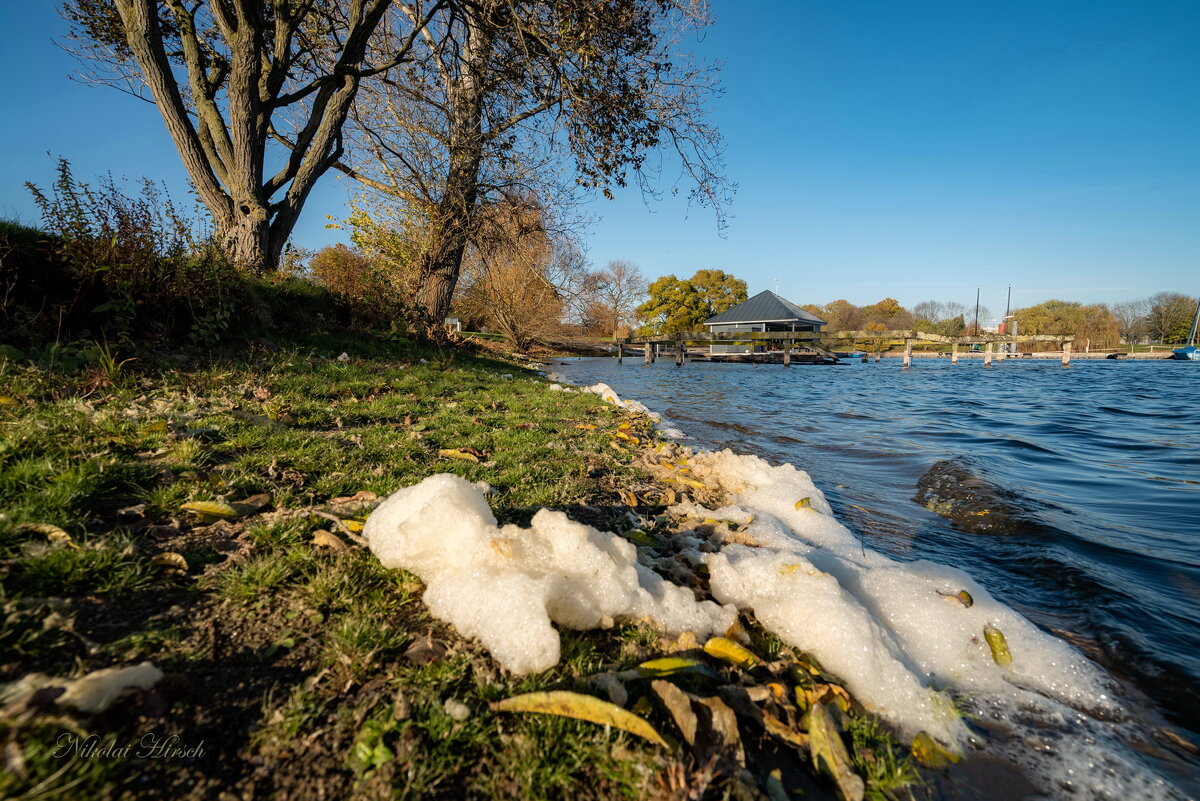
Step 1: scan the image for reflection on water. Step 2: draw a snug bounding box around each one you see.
[554,357,1200,787]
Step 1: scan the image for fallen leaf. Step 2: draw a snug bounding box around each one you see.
[805,701,865,801]
[151,552,189,572]
[703,637,760,670]
[575,423,597,430]
[984,624,1012,668]
[621,529,660,547]
[180,501,239,523]
[231,493,272,516]
[312,529,349,552]
[18,523,76,548]
[439,448,480,462]
[763,711,810,750]
[795,497,813,510]
[633,656,718,679]
[493,691,667,747]
[617,489,639,507]
[331,490,379,504]
[911,731,961,768]
[938,589,974,608]
[651,680,698,746]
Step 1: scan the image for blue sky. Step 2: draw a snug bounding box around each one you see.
[1,1,1196,320]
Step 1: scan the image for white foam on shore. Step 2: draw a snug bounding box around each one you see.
[364,474,735,675]
[583,382,690,440]
[684,448,1181,800]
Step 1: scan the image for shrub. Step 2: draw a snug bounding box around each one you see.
[14,158,240,347]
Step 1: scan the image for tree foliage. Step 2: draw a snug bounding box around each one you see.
[1012,299,1118,349]
[453,198,582,350]
[635,269,745,334]
[1145,292,1197,344]
[337,0,729,322]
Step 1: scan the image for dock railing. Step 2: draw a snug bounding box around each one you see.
[618,330,1077,367]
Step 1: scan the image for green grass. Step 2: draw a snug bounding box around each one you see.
[0,332,664,801]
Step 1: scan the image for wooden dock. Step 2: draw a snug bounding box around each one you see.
[618,330,1078,368]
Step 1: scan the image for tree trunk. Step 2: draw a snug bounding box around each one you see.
[415,9,491,323]
[218,205,276,271]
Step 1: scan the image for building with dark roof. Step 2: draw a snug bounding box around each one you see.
[703,290,826,353]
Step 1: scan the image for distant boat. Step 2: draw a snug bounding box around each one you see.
[1171,298,1200,360]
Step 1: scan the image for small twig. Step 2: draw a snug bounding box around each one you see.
[309,510,369,547]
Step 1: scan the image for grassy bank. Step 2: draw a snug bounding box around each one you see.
[0,334,919,801]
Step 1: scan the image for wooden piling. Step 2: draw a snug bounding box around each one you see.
[984,341,993,367]
[616,344,622,365]
[951,342,959,364]
[783,343,791,367]
[902,339,913,368]
[675,335,683,367]
[644,344,651,365]
[1061,340,1072,367]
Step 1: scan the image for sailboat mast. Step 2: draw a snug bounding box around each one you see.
[1187,298,1200,346]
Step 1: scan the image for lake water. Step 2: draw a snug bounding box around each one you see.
[552,356,1200,794]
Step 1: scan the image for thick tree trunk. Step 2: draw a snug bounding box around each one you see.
[218,205,276,271]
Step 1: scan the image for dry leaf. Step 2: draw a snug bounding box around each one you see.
[151,552,188,572]
[18,523,76,548]
[312,529,349,552]
[493,691,667,747]
[805,701,865,801]
[180,501,239,523]
[439,448,480,462]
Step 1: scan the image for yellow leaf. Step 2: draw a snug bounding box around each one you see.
[795,497,813,510]
[805,701,865,801]
[575,423,597,430]
[180,501,240,523]
[622,528,659,547]
[151,552,188,571]
[938,589,974,608]
[667,475,707,491]
[634,656,716,679]
[342,519,365,533]
[312,529,349,551]
[983,624,1012,668]
[493,691,667,747]
[702,637,760,670]
[911,731,961,768]
[763,712,810,750]
[618,422,631,430]
[439,448,480,462]
[18,523,77,548]
[617,489,639,507]
[780,563,801,576]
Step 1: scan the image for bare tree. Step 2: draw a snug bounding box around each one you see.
[454,197,582,350]
[61,0,437,271]
[1111,299,1149,345]
[592,261,648,340]
[1145,292,1196,344]
[335,0,728,322]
